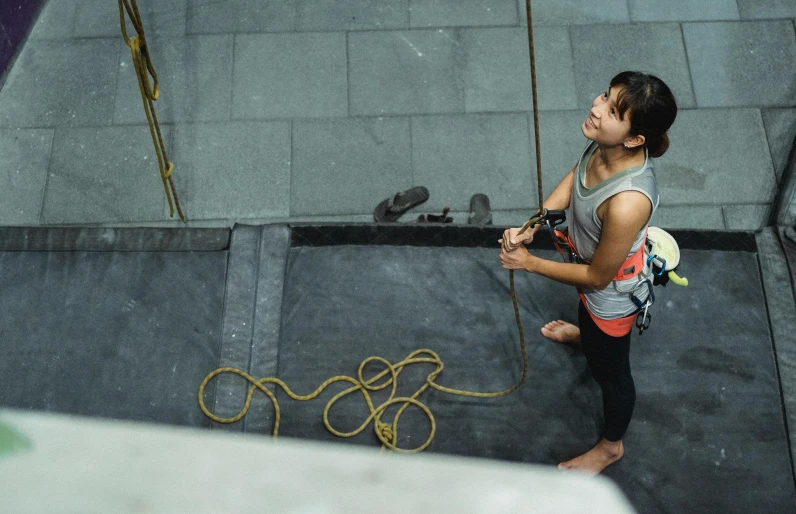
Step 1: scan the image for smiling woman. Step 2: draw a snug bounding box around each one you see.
[499,70,678,475]
[601,71,678,158]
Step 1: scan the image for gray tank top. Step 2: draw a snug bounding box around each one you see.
[570,141,660,319]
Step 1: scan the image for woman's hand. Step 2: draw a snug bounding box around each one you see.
[498,226,534,253]
[500,246,533,271]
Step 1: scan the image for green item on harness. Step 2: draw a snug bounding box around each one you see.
[647,227,689,287]
[0,422,32,458]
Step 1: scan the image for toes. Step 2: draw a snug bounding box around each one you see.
[542,320,563,331]
[541,321,565,336]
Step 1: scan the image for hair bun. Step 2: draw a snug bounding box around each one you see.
[648,133,670,158]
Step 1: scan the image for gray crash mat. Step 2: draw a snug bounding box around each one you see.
[0,249,227,427]
[1,224,794,513]
[264,243,794,514]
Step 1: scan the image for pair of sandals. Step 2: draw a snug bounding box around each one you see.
[373,186,492,225]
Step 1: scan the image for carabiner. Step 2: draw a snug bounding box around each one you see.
[631,279,655,310]
[646,254,667,277]
[631,280,655,335]
[518,208,567,236]
[635,306,651,334]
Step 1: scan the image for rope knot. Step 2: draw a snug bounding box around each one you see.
[128,35,141,52]
[376,422,394,442]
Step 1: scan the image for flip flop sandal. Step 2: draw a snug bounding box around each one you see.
[414,206,453,223]
[373,186,430,222]
[467,193,492,225]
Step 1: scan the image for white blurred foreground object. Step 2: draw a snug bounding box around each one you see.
[0,409,635,514]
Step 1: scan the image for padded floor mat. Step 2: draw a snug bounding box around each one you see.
[1,226,794,513]
[0,250,227,426]
[272,245,794,514]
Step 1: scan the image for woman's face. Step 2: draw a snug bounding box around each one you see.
[582,86,634,146]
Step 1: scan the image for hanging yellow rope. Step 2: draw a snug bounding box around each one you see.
[198,0,545,452]
[118,0,186,222]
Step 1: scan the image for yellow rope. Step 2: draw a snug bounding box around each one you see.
[198,272,528,453]
[118,0,186,222]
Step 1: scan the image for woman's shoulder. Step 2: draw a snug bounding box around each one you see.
[604,190,653,221]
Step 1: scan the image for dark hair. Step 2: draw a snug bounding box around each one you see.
[610,71,677,158]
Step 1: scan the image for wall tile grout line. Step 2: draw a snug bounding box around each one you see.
[678,22,698,109]
[111,35,123,127]
[37,127,58,225]
[409,116,415,187]
[345,31,351,118]
[229,33,237,122]
[565,24,582,110]
[289,120,294,218]
[516,0,523,28]
[4,108,794,135]
[178,17,796,37]
[759,108,782,184]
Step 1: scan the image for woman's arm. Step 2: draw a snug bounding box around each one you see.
[500,191,651,289]
[527,166,576,235]
[543,166,576,212]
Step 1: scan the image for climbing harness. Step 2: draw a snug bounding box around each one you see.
[198,0,547,453]
[550,225,689,335]
[118,0,186,222]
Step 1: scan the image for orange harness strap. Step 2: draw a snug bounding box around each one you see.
[577,291,636,337]
[555,229,647,337]
[556,229,646,281]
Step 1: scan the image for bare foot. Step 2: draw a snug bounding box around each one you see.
[541,320,581,347]
[557,438,624,476]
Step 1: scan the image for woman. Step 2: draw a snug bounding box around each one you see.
[499,71,678,474]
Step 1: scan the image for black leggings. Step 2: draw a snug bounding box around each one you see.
[578,301,636,442]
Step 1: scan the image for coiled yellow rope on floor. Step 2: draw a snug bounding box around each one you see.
[198,0,544,452]
[118,0,186,222]
[198,272,527,453]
